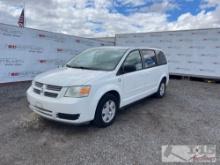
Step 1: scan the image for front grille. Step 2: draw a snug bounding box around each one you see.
[33,105,53,116]
[35,82,43,88]
[33,82,62,98]
[44,92,58,98]
[46,85,62,91]
[33,88,41,94]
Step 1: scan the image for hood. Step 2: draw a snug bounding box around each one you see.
[34,67,107,86]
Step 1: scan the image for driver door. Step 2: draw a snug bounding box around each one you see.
[118,50,145,106]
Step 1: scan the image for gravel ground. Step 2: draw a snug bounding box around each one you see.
[0,79,220,165]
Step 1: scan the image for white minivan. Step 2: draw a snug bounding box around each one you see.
[27,47,169,127]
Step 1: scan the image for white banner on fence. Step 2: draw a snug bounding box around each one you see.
[115,28,220,79]
[0,23,113,83]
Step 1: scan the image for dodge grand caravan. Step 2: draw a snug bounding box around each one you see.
[27,47,169,127]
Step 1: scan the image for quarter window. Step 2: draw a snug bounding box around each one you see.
[123,50,142,74]
[157,51,167,65]
[141,50,157,68]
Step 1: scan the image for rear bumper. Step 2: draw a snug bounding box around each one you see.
[26,87,94,124]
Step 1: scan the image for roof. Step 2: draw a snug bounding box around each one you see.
[93,46,163,51]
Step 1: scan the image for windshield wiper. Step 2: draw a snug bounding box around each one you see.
[66,64,98,70]
[65,64,74,68]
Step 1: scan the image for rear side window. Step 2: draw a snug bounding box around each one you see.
[157,51,167,65]
[141,50,157,68]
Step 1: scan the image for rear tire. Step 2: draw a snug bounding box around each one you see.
[93,93,119,127]
[155,80,166,98]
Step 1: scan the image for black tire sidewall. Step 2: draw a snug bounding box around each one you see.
[93,94,119,127]
[156,80,166,98]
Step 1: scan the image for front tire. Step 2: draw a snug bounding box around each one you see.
[93,93,118,127]
[155,80,166,98]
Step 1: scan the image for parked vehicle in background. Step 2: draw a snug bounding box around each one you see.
[27,47,169,127]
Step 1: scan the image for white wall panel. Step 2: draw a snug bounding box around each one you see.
[0,23,113,83]
[115,28,220,79]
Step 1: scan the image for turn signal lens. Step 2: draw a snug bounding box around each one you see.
[80,86,91,95]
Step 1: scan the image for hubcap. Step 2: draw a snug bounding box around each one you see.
[160,83,165,96]
[101,100,116,123]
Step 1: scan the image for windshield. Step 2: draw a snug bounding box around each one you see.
[66,48,127,71]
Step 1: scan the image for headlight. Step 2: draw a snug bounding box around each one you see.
[65,86,91,98]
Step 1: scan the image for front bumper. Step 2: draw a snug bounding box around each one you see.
[26,87,94,124]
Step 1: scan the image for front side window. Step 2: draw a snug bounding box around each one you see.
[66,48,127,71]
[141,50,157,68]
[123,50,143,74]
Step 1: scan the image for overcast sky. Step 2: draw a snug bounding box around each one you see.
[0,0,219,37]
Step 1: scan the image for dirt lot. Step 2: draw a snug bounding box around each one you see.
[0,79,220,165]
